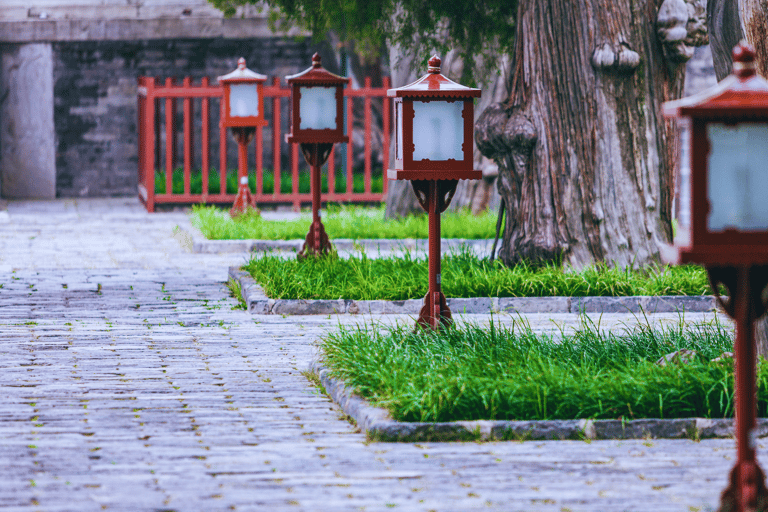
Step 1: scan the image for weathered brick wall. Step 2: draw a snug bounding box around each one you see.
[53,38,326,197]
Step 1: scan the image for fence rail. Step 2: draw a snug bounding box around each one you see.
[137,75,390,212]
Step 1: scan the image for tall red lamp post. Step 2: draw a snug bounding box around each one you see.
[387,55,481,329]
[663,42,768,512]
[286,53,349,257]
[217,58,267,217]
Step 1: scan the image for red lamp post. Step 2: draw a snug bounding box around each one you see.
[663,42,768,512]
[286,53,349,257]
[217,58,267,217]
[387,55,481,329]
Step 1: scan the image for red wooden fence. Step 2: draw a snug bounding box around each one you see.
[137,76,390,212]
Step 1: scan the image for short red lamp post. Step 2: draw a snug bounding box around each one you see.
[387,55,481,329]
[663,42,768,512]
[286,53,349,257]
[217,58,267,217]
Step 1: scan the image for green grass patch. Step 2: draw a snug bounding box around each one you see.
[321,317,745,422]
[155,168,383,195]
[192,204,497,240]
[243,250,710,300]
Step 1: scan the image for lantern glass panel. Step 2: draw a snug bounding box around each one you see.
[229,84,259,117]
[677,118,692,230]
[707,122,768,231]
[412,100,463,161]
[299,86,337,130]
[396,101,403,161]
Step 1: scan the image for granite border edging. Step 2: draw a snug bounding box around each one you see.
[228,267,718,316]
[310,360,768,442]
[184,225,493,254]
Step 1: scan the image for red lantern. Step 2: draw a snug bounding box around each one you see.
[663,42,768,511]
[218,57,267,129]
[286,53,348,144]
[388,55,481,181]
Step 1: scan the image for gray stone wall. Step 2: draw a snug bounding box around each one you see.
[52,38,327,197]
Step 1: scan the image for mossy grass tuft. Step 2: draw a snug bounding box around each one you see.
[225,278,247,310]
[243,249,710,300]
[193,204,497,241]
[321,316,752,422]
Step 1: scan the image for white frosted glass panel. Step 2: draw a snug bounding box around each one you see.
[299,86,337,130]
[396,101,403,161]
[412,100,464,161]
[229,84,259,117]
[707,123,768,231]
[677,120,691,229]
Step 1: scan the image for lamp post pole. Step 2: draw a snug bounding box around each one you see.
[412,179,456,329]
[708,266,768,511]
[229,128,255,216]
[427,180,442,329]
[299,142,333,256]
[236,129,248,181]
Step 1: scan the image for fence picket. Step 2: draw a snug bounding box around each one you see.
[201,77,210,203]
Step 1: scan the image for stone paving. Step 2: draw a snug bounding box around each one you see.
[0,197,753,511]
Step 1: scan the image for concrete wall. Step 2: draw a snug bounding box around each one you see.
[0,43,56,198]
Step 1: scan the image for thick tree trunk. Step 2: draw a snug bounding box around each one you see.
[476,0,706,269]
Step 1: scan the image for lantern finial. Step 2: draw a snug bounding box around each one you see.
[733,41,756,79]
[312,53,322,68]
[237,57,246,70]
[428,55,441,74]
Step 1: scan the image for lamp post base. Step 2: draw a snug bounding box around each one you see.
[228,180,256,218]
[416,290,452,330]
[297,219,333,259]
[719,462,768,512]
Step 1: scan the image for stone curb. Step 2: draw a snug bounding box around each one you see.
[310,361,768,442]
[184,225,493,254]
[228,267,719,316]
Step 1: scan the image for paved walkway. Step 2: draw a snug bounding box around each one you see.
[0,198,745,511]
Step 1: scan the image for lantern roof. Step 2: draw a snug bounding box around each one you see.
[217,58,267,83]
[664,42,768,118]
[387,55,481,99]
[286,53,349,85]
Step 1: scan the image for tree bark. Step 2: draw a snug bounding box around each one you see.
[707,0,743,80]
[476,0,706,269]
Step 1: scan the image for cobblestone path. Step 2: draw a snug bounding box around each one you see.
[0,198,752,511]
